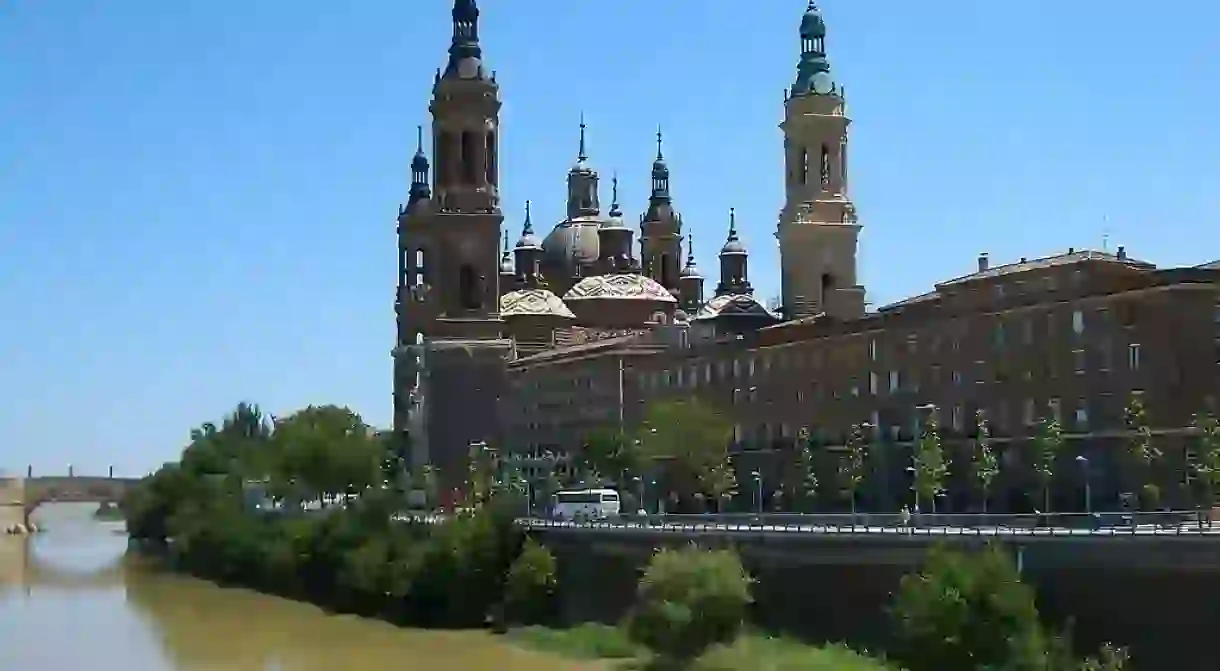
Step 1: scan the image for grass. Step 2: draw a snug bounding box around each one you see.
[507,625,897,670]
[507,623,642,660]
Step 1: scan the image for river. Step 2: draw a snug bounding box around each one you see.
[0,503,599,671]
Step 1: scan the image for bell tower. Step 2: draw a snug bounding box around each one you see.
[777,2,865,321]
[394,0,511,483]
[639,129,683,295]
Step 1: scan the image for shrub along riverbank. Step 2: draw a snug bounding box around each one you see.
[122,402,1132,670]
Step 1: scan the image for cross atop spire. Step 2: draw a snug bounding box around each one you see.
[656,126,664,161]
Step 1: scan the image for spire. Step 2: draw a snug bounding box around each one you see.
[717,208,751,296]
[514,200,543,285]
[681,233,701,277]
[721,208,744,254]
[445,0,488,80]
[650,126,671,202]
[791,1,836,98]
[408,125,431,205]
[679,233,704,313]
[566,116,600,218]
[608,173,623,218]
[499,230,514,274]
[577,113,588,163]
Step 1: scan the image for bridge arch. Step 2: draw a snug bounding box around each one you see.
[1,476,137,529]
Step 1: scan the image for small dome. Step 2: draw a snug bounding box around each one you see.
[500,288,576,320]
[800,3,826,38]
[516,229,543,250]
[411,148,428,173]
[563,273,678,303]
[720,209,747,255]
[515,201,542,250]
[541,216,604,280]
[499,253,514,274]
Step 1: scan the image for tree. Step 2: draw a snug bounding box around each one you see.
[703,458,738,513]
[271,405,383,507]
[628,546,754,664]
[1124,393,1162,511]
[576,428,644,487]
[777,428,819,512]
[1188,406,1220,515]
[890,544,1048,671]
[635,398,735,509]
[1031,416,1064,514]
[913,408,948,513]
[502,538,558,626]
[840,423,869,514]
[971,409,1000,513]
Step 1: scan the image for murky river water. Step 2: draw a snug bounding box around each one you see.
[0,503,598,671]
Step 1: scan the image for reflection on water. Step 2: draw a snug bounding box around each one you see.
[0,503,599,671]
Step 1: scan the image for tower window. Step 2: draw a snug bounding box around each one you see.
[460,131,479,185]
[820,145,831,186]
[485,131,497,186]
[437,132,455,185]
[799,147,808,184]
[821,272,836,290]
[660,253,673,287]
[459,264,481,310]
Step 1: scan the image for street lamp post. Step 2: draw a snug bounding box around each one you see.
[1075,455,1092,516]
[632,475,645,516]
[751,470,763,516]
[905,465,920,513]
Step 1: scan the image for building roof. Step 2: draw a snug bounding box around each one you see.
[563,272,677,303]
[1196,260,1220,270]
[510,330,656,366]
[693,293,779,321]
[499,288,576,320]
[936,249,1153,288]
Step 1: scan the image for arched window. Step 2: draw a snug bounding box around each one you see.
[459,264,481,310]
[461,131,479,185]
[820,145,831,186]
[660,253,673,287]
[437,132,455,185]
[821,272,836,302]
[798,147,808,184]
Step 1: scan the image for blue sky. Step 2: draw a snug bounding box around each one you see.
[1,1,1217,477]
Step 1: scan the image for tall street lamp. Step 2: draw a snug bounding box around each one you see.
[751,470,763,516]
[1076,455,1092,516]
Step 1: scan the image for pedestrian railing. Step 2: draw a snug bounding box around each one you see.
[512,509,1219,538]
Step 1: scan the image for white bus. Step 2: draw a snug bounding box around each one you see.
[551,488,621,522]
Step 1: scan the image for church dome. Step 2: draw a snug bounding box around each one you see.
[563,273,677,304]
[693,293,778,321]
[500,288,576,320]
[541,215,604,280]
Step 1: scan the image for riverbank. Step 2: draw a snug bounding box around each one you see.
[507,624,896,670]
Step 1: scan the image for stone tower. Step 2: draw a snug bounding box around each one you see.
[639,130,683,295]
[777,2,865,321]
[394,0,512,484]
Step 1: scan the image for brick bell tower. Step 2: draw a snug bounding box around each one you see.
[394,0,511,487]
[777,2,866,322]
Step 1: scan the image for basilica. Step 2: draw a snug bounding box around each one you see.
[394,0,867,483]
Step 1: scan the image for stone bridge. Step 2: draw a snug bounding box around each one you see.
[0,475,139,530]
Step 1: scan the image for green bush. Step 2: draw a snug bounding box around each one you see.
[627,545,754,664]
[503,538,558,625]
[889,543,1048,671]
